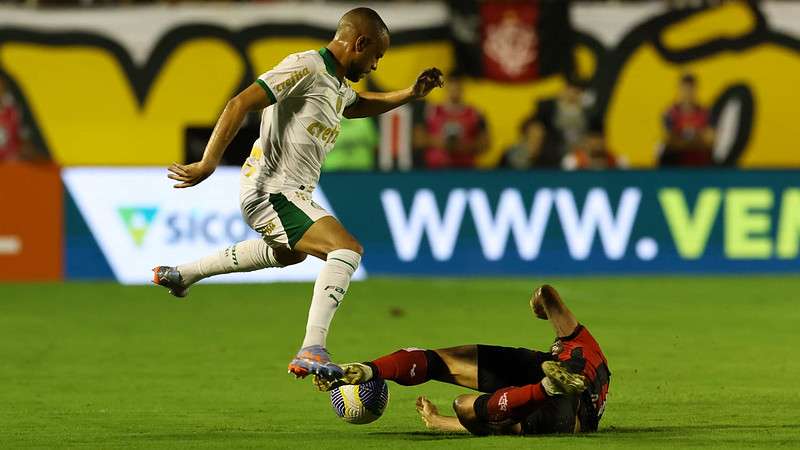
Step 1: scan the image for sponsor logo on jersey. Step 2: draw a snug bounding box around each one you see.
[307,121,340,145]
[275,67,310,94]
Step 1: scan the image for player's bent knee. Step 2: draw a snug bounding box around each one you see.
[285,252,308,265]
[455,394,519,436]
[453,394,478,421]
[273,247,307,266]
[338,238,363,256]
[331,240,363,256]
[453,394,493,436]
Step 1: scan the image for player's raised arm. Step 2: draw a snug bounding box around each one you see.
[530,285,579,337]
[343,68,443,119]
[167,83,272,188]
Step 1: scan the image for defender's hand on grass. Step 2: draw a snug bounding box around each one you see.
[168,160,216,188]
[411,68,444,99]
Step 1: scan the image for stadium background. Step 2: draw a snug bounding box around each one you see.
[1,1,799,448]
[3,0,800,282]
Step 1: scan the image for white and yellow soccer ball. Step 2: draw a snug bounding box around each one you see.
[330,379,389,424]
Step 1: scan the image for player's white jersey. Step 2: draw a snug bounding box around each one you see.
[240,49,359,193]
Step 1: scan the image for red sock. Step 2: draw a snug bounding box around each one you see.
[485,383,548,422]
[370,349,429,386]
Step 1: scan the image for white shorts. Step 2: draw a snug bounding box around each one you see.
[240,184,331,249]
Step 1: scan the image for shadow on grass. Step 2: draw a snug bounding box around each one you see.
[600,423,800,435]
[62,423,799,445]
[368,431,473,441]
[71,431,274,443]
[369,423,800,441]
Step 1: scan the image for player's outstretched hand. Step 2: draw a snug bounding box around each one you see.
[167,161,216,188]
[412,68,444,99]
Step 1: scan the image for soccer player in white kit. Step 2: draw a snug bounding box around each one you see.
[152,7,443,380]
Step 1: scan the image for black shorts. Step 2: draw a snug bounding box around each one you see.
[475,345,592,435]
[518,394,582,435]
[476,344,552,392]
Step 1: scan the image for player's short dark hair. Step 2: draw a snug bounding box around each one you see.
[342,7,389,36]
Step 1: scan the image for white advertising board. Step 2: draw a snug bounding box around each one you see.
[62,167,367,284]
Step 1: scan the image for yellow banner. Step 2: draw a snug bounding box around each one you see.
[1,1,799,167]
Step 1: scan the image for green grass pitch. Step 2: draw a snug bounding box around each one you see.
[1,276,799,448]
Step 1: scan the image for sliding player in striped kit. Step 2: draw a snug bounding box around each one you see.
[315,285,611,436]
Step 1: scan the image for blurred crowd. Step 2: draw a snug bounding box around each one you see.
[1,0,746,9]
[0,0,720,169]
[315,70,717,172]
[0,78,42,162]
[0,59,720,171]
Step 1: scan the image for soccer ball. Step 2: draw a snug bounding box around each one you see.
[330,379,389,424]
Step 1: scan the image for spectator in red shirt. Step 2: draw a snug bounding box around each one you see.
[0,77,38,162]
[420,73,489,169]
[659,73,715,167]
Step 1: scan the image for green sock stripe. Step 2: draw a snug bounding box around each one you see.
[329,257,357,272]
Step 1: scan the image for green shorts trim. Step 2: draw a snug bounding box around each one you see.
[268,193,314,247]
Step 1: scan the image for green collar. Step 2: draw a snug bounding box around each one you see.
[318,47,340,80]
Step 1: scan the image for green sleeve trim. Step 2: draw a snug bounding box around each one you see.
[255,79,277,104]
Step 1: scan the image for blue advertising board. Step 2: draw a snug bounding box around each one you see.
[320,170,800,275]
[63,169,800,280]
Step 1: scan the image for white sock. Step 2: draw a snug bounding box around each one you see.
[301,249,361,348]
[177,239,284,285]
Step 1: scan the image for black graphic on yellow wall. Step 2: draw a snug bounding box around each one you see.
[0,1,798,167]
[594,0,800,167]
[0,25,451,165]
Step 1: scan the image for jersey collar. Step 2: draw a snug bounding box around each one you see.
[318,47,342,83]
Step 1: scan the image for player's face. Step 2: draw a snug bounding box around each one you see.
[347,33,389,82]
